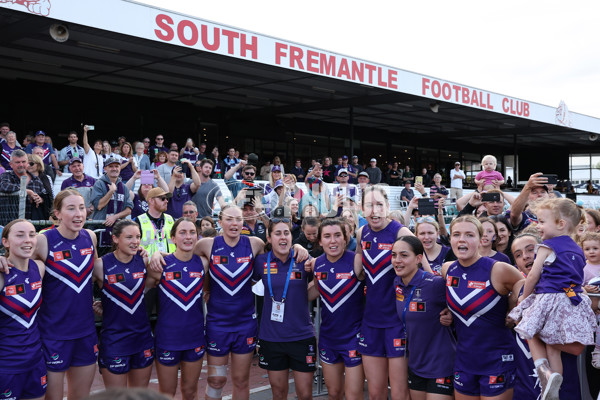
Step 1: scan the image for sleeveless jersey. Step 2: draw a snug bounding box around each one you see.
[131,194,149,220]
[0,141,19,170]
[446,256,515,373]
[100,253,153,356]
[426,245,451,275]
[155,253,205,350]
[314,251,363,347]
[42,229,95,339]
[0,260,43,373]
[207,236,255,330]
[535,236,585,295]
[360,219,403,327]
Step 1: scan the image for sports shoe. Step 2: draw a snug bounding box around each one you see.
[536,360,551,393]
[592,347,600,369]
[541,372,562,400]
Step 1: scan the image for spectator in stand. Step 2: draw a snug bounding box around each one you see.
[300,177,331,218]
[337,155,357,182]
[365,158,382,184]
[1,130,20,171]
[61,158,96,216]
[180,138,199,165]
[350,155,363,184]
[58,131,84,173]
[117,136,126,146]
[210,146,223,179]
[223,147,240,179]
[389,163,401,186]
[0,122,9,142]
[450,161,465,199]
[284,173,304,202]
[148,134,168,159]
[25,130,61,180]
[26,154,53,220]
[264,165,283,195]
[22,134,32,148]
[290,159,305,182]
[169,142,178,152]
[167,160,201,219]
[356,171,370,204]
[506,176,513,188]
[241,197,267,242]
[225,159,258,201]
[272,155,285,175]
[191,159,226,218]
[101,141,113,161]
[82,125,103,180]
[401,181,415,202]
[419,167,432,187]
[151,151,167,170]
[509,173,550,234]
[0,150,46,219]
[132,141,151,171]
[157,149,179,184]
[91,157,133,245]
[402,165,414,184]
[118,141,136,182]
[383,162,393,184]
[197,142,207,161]
[321,157,337,183]
[142,137,151,154]
[547,183,562,198]
[429,173,448,210]
[110,140,120,156]
[260,160,271,180]
[125,169,169,220]
[331,168,357,210]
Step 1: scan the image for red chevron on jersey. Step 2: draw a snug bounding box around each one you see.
[159,273,203,312]
[0,284,42,328]
[317,275,362,313]
[102,275,145,315]
[46,254,93,293]
[209,259,253,296]
[447,279,502,327]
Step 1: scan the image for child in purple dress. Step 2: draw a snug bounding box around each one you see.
[509,198,597,400]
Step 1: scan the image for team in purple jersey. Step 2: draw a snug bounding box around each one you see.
[0,220,47,400]
[392,235,455,399]
[353,186,415,400]
[307,219,364,400]
[92,219,154,388]
[479,217,512,264]
[147,218,208,400]
[442,215,524,399]
[415,217,455,275]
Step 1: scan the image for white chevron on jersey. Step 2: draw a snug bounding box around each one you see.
[0,304,39,329]
[213,261,250,278]
[446,280,490,306]
[210,270,251,297]
[45,267,92,293]
[159,285,202,312]
[103,289,145,315]
[362,249,389,265]
[2,288,41,309]
[449,295,501,327]
[318,273,355,295]
[108,276,144,296]
[169,277,201,293]
[364,264,393,284]
[51,253,92,273]
[319,282,362,313]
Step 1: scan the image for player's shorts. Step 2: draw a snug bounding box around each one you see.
[155,345,205,366]
[357,323,405,357]
[318,336,362,367]
[0,357,47,399]
[408,368,454,396]
[205,325,258,356]
[98,348,154,374]
[258,337,317,372]
[42,332,98,372]
[453,368,516,397]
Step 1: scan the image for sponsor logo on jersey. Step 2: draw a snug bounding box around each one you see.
[409,301,426,312]
[377,243,392,250]
[290,271,302,280]
[336,272,351,279]
[51,353,59,360]
[212,255,229,264]
[53,250,72,261]
[237,256,251,263]
[80,248,93,256]
[165,271,182,281]
[393,338,406,347]
[446,275,460,287]
[361,241,372,250]
[5,284,25,296]
[467,280,486,290]
[108,273,126,284]
[31,281,42,290]
[133,272,144,279]
[396,285,404,301]
[209,341,217,347]
[489,375,505,384]
[316,272,328,280]
[189,271,203,278]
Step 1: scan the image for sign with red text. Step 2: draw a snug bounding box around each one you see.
[2,0,599,132]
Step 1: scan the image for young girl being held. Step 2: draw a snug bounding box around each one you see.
[581,231,600,369]
[508,198,597,400]
[474,155,504,191]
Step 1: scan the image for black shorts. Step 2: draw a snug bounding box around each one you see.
[258,337,317,373]
[408,368,454,396]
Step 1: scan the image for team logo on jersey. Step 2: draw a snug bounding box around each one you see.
[165,271,182,281]
[80,248,93,256]
[409,301,426,312]
[336,273,351,279]
[144,349,152,358]
[467,281,486,290]
[41,375,47,385]
[209,341,217,347]
[212,256,229,264]
[5,284,25,296]
[316,272,328,280]
[189,271,203,278]
[53,250,72,261]
[133,272,144,279]
[446,276,460,287]
[393,338,406,347]
[195,346,204,353]
[414,288,422,298]
[290,272,302,280]
[247,337,255,345]
[51,353,59,360]
[107,273,126,284]
[362,241,372,250]
[237,256,251,263]
[31,281,42,290]
[436,377,452,385]
[395,286,404,301]
[306,356,314,363]
[349,350,357,358]
[489,375,505,384]
[377,243,393,250]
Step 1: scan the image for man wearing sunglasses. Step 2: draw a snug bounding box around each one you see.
[135,187,176,257]
[148,134,169,159]
[224,159,260,200]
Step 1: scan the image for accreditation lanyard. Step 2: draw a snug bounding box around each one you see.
[401,271,427,345]
[267,249,294,323]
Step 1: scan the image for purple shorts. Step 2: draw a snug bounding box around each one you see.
[453,368,516,397]
[99,348,154,374]
[358,323,405,358]
[0,357,47,399]
[42,332,98,372]
[155,346,205,366]
[205,325,258,356]
[319,336,362,367]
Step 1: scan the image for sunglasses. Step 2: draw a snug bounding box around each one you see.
[416,216,437,223]
[244,172,255,176]
[156,196,168,201]
[272,217,290,223]
[28,162,35,166]
[157,138,164,141]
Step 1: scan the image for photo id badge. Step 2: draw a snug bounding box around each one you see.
[157,241,167,253]
[271,300,285,322]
